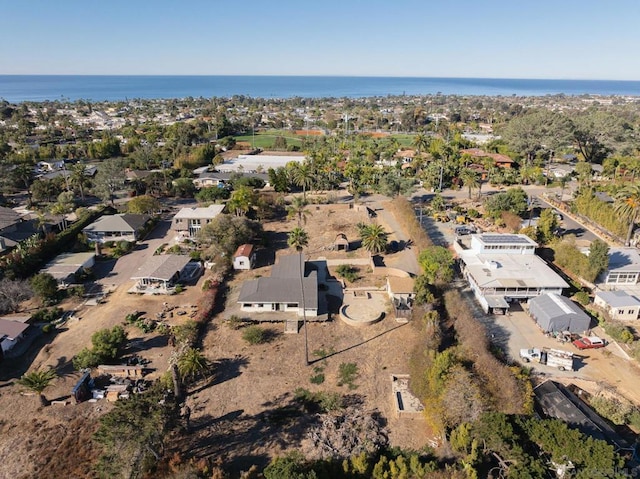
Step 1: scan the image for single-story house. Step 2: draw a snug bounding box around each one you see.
[130,254,193,293]
[193,171,270,189]
[83,213,150,244]
[172,204,225,239]
[233,244,256,270]
[238,253,318,317]
[40,251,95,286]
[0,318,30,353]
[527,293,591,333]
[600,248,640,286]
[594,290,640,321]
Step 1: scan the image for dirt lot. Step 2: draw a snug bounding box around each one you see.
[0,197,432,478]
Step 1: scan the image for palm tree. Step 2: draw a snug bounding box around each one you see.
[177,347,210,383]
[286,196,311,226]
[360,223,388,254]
[18,368,57,406]
[292,162,314,200]
[412,131,429,156]
[459,168,480,199]
[288,227,309,251]
[227,185,256,217]
[614,184,640,246]
[70,162,88,201]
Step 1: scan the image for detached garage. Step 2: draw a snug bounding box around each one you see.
[528,293,591,333]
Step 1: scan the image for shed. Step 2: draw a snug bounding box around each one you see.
[233,244,256,270]
[333,233,349,251]
[527,293,591,333]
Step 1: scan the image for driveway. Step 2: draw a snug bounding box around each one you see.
[92,220,175,289]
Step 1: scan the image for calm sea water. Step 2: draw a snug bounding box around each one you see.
[2,75,640,102]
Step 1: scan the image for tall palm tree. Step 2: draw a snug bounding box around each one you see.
[70,161,88,201]
[360,223,388,254]
[412,131,429,156]
[18,368,57,406]
[459,168,480,199]
[614,184,640,245]
[292,162,314,200]
[286,196,311,226]
[177,347,210,383]
[288,227,309,251]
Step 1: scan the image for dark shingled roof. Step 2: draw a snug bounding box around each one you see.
[237,253,317,309]
[534,380,632,451]
[0,206,21,231]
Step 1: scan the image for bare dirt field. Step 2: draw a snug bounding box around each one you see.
[0,196,432,478]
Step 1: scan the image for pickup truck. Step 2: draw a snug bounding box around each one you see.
[572,336,606,350]
[520,348,574,371]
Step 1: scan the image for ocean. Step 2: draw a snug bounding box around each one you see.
[2,75,640,103]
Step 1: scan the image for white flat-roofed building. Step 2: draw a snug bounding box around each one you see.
[459,234,568,314]
[470,233,537,255]
[217,154,305,173]
[601,248,640,286]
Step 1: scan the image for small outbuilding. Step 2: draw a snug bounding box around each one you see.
[333,233,349,251]
[527,293,591,333]
[594,290,640,321]
[233,244,256,270]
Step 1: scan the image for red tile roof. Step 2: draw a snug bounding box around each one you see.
[234,244,255,258]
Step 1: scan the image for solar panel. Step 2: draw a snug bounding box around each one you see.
[481,234,533,244]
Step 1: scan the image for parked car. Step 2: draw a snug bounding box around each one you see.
[572,336,606,350]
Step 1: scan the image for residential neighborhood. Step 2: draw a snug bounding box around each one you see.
[1,89,640,478]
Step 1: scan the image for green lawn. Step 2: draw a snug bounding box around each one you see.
[234,129,304,149]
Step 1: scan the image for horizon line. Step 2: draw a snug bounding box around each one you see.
[1,74,639,82]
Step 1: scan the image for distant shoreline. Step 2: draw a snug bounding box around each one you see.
[2,75,640,102]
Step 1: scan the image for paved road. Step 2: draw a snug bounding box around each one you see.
[536,196,598,243]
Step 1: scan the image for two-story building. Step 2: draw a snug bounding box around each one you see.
[171,204,225,239]
[458,234,568,314]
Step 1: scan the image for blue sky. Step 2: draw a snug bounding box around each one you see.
[1,0,639,79]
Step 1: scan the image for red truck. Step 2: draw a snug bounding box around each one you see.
[572,336,606,350]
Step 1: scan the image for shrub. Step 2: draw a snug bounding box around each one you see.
[574,291,590,305]
[242,325,267,344]
[30,273,59,304]
[601,321,635,344]
[336,264,359,283]
[172,320,199,346]
[174,284,184,294]
[30,307,63,323]
[337,362,359,389]
[42,323,54,333]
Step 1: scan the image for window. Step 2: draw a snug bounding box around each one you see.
[257,304,263,308]
[239,261,244,266]
[629,310,635,315]
[287,303,298,308]
[618,309,625,315]
[243,303,251,308]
